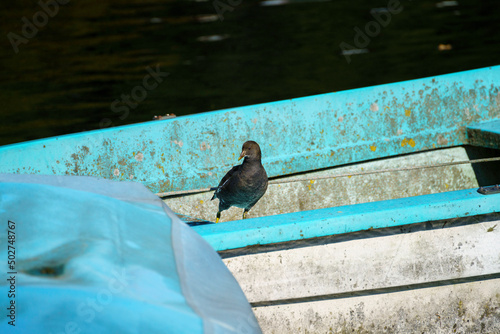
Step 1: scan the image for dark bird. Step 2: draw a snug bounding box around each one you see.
[211,141,268,223]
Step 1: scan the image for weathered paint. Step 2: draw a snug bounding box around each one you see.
[223,214,500,333]
[223,216,500,304]
[468,119,500,150]
[254,278,500,333]
[165,147,478,223]
[193,187,500,251]
[0,66,499,193]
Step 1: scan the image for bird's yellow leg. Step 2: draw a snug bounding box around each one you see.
[215,211,221,223]
[243,209,249,219]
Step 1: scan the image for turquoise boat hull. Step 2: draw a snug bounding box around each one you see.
[1,66,500,332]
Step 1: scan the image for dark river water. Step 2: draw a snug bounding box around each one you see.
[1,0,499,146]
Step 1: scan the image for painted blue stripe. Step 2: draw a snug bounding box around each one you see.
[193,187,500,251]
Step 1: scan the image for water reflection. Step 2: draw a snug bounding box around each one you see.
[0,0,499,145]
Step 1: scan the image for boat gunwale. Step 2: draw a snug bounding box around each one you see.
[217,211,500,258]
[3,65,499,151]
[193,186,500,251]
[1,65,499,194]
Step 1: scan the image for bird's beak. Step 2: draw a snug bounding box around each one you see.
[238,150,246,161]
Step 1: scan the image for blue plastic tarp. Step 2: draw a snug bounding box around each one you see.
[0,174,261,334]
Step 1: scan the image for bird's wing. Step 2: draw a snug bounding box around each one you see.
[211,165,241,200]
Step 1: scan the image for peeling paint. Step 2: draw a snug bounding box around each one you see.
[437,134,449,146]
[401,138,416,148]
[200,142,210,151]
[0,67,499,194]
[221,213,500,333]
[135,152,144,162]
